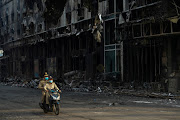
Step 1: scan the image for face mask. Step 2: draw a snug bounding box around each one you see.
[49,80,53,83]
[45,77,49,80]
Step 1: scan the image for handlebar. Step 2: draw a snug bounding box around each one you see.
[46,89,62,93]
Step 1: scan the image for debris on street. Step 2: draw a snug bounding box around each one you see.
[1,77,40,89]
[1,71,180,100]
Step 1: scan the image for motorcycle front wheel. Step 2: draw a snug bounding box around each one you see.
[53,104,60,115]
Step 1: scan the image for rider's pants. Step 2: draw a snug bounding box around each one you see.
[41,91,46,103]
[45,92,50,104]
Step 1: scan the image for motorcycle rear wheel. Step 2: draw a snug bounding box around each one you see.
[53,104,60,115]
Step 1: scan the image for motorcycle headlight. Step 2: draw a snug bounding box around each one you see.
[52,96,57,100]
[52,95,60,100]
[56,96,60,100]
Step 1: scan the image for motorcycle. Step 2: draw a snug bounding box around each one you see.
[39,89,61,115]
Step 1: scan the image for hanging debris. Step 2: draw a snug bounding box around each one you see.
[43,0,68,24]
[118,13,125,25]
[92,14,104,43]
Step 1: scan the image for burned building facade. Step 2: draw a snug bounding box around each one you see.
[120,0,180,93]
[0,0,105,81]
[1,0,180,93]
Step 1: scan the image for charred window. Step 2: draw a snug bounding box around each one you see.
[78,8,84,21]
[163,21,171,33]
[66,12,71,24]
[172,20,180,33]
[29,22,35,34]
[0,17,3,27]
[108,0,114,14]
[116,0,123,12]
[105,50,115,72]
[151,21,161,35]
[133,24,141,37]
[143,23,150,36]
[11,12,14,22]
[105,20,115,45]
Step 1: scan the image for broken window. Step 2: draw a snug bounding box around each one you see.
[105,50,115,72]
[151,21,160,35]
[37,24,42,32]
[172,20,180,32]
[143,23,150,36]
[66,12,71,25]
[163,21,171,33]
[108,0,114,14]
[11,12,14,22]
[78,8,84,21]
[29,22,35,34]
[133,24,141,37]
[0,17,3,27]
[91,0,98,16]
[105,20,115,45]
[116,0,123,12]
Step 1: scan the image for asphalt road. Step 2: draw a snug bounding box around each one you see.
[0,85,180,120]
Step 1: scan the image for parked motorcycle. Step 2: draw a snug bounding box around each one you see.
[39,89,61,115]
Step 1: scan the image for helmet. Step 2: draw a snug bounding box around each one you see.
[44,72,48,77]
[44,72,49,80]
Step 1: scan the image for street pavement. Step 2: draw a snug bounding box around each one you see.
[0,85,180,120]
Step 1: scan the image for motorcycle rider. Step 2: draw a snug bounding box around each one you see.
[38,72,49,105]
[44,76,61,106]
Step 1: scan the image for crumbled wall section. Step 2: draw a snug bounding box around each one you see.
[43,0,67,25]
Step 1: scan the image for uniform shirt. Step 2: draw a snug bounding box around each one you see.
[38,80,47,90]
[44,82,59,91]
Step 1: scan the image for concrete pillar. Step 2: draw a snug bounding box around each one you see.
[121,41,124,81]
[167,40,172,75]
[123,0,128,12]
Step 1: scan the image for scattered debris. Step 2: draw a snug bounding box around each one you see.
[108,103,115,106]
[1,72,180,100]
[133,101,153,104]
[1,77,40,89]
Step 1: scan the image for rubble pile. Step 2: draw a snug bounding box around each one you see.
[60,71,180,99]
[1,71,180,100]
[62,71,92,92]
[1,77,40,88]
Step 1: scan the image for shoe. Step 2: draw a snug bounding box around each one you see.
[39,103,43,109]
[45,104,49,110]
